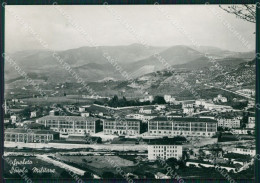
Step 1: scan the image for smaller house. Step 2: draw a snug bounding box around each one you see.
[246,116,255,128]
[186,160,237,173]
[4,118,11,123]
[10,115,17,123]
[155,172,171,179]
[81,112,90,117]
[30,111,39,118]
[213,95,227,103]
[230,146,256,156]
[139,107,153,114]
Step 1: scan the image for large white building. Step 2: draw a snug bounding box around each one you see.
[125,114,156,122]
[139,107,153,114]
[183,107,194,114]
[36,115,100,134]
[204,103,233,112]
[4,128,59,143]
[230,146,256,156]
[246,116,255,128]
[231,128,254,135]
[195,100,233,112]
[182,101,194,115]
[10,115,17,123]
[148,143,182,160]
[103,118,141,135]
[164,95,176,104]
[216,117,241,129]
[148,117,217,137]
[139,95,154,103]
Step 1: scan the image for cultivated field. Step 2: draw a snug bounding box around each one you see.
[55,155,135,175]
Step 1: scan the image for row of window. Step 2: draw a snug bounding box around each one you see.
[152,154,178,157]
[104,123,139,127]
[153,150,178,153]
[103,130,139,134]
[39,120,95,125]
[52,128,94,133]
[149,131,214,136]
[153,146,177,149]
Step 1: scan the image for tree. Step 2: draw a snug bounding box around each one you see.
[22,107,31,119]
[108,95,119,107]
[182,150,189,160]
[152,96,166,104]
[198,149,205,160]
[112,95,119,103]
[144,171,154,178]
[220,5,256,23]
[189,149,194,156]
[217,126,224,132]
[165,157,178,167]
[82,172,93,179]
[102,171,115,178]
[60,170,72,178]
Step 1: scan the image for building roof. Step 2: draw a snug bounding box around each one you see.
[142,113,158,116]
[33,130,59,135]
[166,113,183,116]
[155,172,170,177]
[150,117,217,123]
[37,115,97,121]
[5,128,59,135]
[181,100,195,104]
[140,106,154,110]
[187,160,237,168]
[23,123,45,129]
[223,153,251,161]
[148,137,184,145]
[248,114,255,117]
[5,128,27,133]
[148,141,183,145]
[105,118,141,122]
[234,146,255,150]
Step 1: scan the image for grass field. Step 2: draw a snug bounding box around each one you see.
[21,96,95,105]
[55,155,135,176]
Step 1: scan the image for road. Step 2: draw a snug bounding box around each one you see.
[4,142,148,151]
[204,84,254,101]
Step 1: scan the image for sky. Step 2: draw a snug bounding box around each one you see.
[5,5,256,53]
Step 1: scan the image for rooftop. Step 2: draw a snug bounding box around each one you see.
[142,113,158,116]
[148,141,183,145]
[5,128,59,135]
[187,160,237,168]
[223,153,251,161]
[151,117,217,123]
[37,115,97,121]
[234,146,255,150]
[181,100,195,104]
[106,118,142,122]
[166,113,183,116]
[148,137,185,145]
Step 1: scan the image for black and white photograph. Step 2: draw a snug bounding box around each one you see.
[0,2,259,182]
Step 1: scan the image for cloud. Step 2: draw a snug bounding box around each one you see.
[5,5,255,53]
